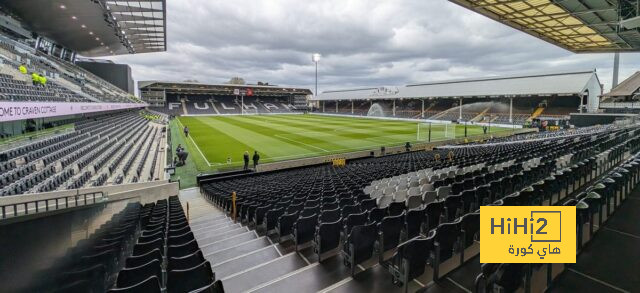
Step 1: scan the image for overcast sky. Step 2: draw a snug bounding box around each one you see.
[106,0,639,94]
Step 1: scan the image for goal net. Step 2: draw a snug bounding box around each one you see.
[417,122,456,141]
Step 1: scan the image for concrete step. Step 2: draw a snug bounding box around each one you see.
[191,220,235,233]
[197,227,249,245]
[200,231,258,255]
[193,223,242,239]
[244,255,351,293]
[221,252,309,293]
[205,236,271,264]
[211,246,282,279]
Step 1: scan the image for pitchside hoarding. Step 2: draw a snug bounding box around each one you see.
[0,102,147,122]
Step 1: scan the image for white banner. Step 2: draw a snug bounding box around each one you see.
[0,101,147,122]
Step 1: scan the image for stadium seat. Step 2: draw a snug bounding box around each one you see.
[167,261,216,293]
[388,234,434,293]
[342,222,377,276]
[115,259,162,288]
[108,276,162,293]
[377,213,404,262]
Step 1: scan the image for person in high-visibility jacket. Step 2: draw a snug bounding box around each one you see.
[31,73,39,86]
[39,75,47,86]
[18,64,27,74]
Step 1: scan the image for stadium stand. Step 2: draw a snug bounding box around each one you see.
[0,110,166,196]
[317,96,576,125]
[193,122,640,292]
[0,37,138,103]
[18,196,223,292]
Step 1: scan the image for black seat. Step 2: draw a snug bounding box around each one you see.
[133,238,164,257]
[116,259,162,288]
[264,206,286,231]
[314,212,342,262]
[389,234,434,293]
[294,213,318,250]
[459,212,479,262]
[378,213,405,262]
[343,211,368,236]
[360,198,377,211]
[433,221,460,279]
[342,222,377,276]
[444,194,462,221]
[368,207,385,224]
[168,231,195,246]
[167,261,216,293]
[387,202,405,216]
[277,211,299,241]
[125,248,162,268]
[404,207,425,240]
[168,249,206,271]
[424,200,444,232]
[168,238,200,258]
[341,204,360,219]
[319,208,341,223]
[108,275,162,293]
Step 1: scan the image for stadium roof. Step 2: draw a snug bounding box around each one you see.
[602,71,640,97]
[139,81,312,96]
[1,0,166,57]
[315,70,600,101]
[449,0,640,53]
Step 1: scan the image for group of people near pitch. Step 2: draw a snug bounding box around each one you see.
[180,125,260,170]
[243,151,259,170]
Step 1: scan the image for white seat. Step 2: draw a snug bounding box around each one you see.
[377,196,393,208]
[383,187,395,196]
[408,186,421,197]
[371,189,384,199]
[394,189,408,202]
[363,185,374,195]
[409,180,420,188]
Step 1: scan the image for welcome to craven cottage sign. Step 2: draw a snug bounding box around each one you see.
[0,101,147,122]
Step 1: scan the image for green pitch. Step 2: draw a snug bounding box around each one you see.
[173,114,511,173]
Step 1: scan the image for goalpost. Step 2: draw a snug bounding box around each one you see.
[417,122,456,141]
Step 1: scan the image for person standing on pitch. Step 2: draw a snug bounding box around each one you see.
[184,126,190,137]
[243,151,250,170]
[253,151,260,169]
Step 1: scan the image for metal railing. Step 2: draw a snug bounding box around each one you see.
[0,191,104,219]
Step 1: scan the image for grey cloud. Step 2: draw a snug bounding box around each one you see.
[104,0,640,93]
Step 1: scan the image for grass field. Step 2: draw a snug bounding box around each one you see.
[170,114,512,187]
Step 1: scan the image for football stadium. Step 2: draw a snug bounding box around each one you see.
[1,0,640,293]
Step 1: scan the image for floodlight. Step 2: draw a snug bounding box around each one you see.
[312,53,321,63]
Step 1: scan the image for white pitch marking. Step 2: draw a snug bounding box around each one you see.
[176,118,217,166]
[273,134,330,152]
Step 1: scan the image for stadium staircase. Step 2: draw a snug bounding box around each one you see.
[528,107,545,121]
[179,188,307,293]
[412,103,436,119]
[211,101,221,115]
[471,106,491,122]
[431,106,458,120]
[181,98,188,115]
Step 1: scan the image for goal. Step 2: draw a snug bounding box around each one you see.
[417,122,456,141]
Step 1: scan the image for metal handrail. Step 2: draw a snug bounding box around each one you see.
[0,191,104,219]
